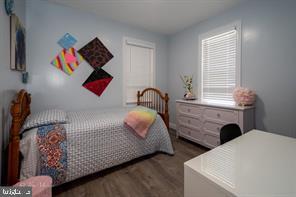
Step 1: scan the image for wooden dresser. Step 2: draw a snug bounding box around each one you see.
[176,100,255,149]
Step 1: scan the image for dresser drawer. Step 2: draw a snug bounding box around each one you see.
[177,103,202,116]
[203,121,224,134]
[178,115,202,129]
[178,125,203,143]
[176,100,255,149]
[203,132,220,148]
[203,108,238,123]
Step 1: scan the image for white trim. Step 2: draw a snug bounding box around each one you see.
[197,21,242,102]
[122,37,156,106]
[122,38,127,107]
[199,21,241,41]
[236,21,242,86]
[169,122,176,130]
[125,37,155,49]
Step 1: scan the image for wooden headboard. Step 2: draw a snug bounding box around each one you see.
[137,88,169,128]
[6,88,168,185]
[7,89,31,185]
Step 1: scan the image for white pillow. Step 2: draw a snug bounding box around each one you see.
[22,109,68,132]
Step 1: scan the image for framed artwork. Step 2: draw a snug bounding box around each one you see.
[5,0,15,15]
[10,14,26,71]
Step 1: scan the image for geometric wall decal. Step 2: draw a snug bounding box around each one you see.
[58,33,77,50]
[78,37,113,69]
[82,69,113,97]
[51,47,83,76]
[64,52,77,64]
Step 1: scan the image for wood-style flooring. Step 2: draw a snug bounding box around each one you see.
[53,131,208,197]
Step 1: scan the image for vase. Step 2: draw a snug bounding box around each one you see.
[184,92,196,100]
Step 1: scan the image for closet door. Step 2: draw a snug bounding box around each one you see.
[123,38,155,105]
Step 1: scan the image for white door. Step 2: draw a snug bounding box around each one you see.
[123,38,155,105]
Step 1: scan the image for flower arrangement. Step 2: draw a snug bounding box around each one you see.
[180,75,193,93]
[233,87,256,106]
[180,75,195,99]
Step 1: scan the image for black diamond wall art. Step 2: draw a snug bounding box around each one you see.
[82,69,113,97]
[78,37,113,69]
[79,37,114,97]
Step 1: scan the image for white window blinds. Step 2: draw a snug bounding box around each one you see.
[123,38,155,104]
[201,29,239,105]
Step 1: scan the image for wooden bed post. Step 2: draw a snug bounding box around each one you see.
[164,93,169,129]
[137,91,141,106]
[7,90,31,185]
[137,88,169,129]
[7,107,22,185]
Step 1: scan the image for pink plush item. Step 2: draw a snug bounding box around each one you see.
[124,107,157,138]
[15,176,52,197]
[233,87,256,106]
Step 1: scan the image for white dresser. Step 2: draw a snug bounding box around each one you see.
[176,99,255,149]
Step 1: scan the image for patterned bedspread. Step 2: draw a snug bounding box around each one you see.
[37,124,67,185]
[20,108,174,185]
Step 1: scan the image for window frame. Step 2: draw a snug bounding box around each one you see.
[122,37,156,106]
[198,21,242,105]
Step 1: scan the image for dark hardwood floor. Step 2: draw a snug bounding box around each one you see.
[53,131,208,197]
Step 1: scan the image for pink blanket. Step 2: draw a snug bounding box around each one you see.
[124,106,157,138]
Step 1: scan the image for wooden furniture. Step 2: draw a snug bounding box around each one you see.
[176,100,254,149]
[184,130,296,197]
[6,88,169,186]
[7,89,31,185]
[137,88,169,128]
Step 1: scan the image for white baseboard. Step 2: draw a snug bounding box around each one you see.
[170,122,176,130]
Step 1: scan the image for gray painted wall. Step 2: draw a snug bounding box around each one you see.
[26,0,169,113]
[0,0,26,183]
[168,0,296,137]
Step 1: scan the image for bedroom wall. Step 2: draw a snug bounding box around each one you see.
[168,0,296,137]
[0,0,26,184]
[26,0,169,113]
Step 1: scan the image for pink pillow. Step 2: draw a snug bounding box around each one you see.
[124,107,157,138]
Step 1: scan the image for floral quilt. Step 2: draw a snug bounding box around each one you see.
[36,124,67,185]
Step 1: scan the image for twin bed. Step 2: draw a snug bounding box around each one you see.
[6,88,174,186]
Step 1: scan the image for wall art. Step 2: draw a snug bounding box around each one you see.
[78,37,113,69]
[10,14,26,71]
[51,47,83,75]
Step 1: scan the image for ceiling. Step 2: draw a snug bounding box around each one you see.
[47,0,245,35]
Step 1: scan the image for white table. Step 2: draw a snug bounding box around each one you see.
[184,130,296,197]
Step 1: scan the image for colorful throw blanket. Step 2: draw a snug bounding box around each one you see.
[124,106,157,138]
[36,124,67,185]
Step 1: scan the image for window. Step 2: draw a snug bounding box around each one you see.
[123,37,155,105]
[199,22,241,105]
